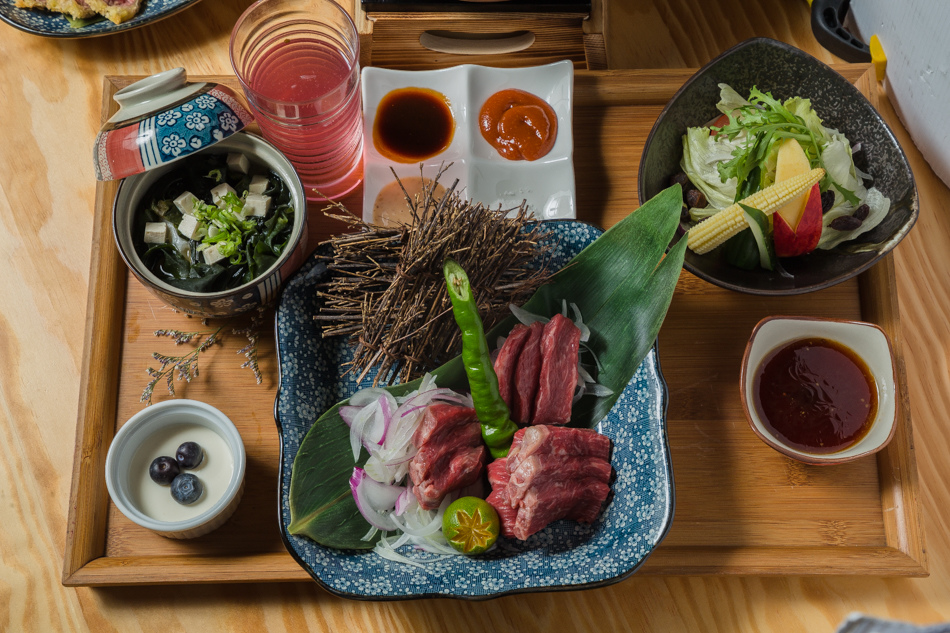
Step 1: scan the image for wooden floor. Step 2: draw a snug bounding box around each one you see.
[4,0,950,630]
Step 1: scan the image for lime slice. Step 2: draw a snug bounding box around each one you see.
[442,497,501,555]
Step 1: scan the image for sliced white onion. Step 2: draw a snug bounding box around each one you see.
[587,383,614,396]
[361,525,379,542]
[569,302,591,343]
[374,534,426,569]
[350,387,390,407]
[350,467,403,532]
[509,303,549,326]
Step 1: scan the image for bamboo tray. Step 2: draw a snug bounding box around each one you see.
[63,66,926,586]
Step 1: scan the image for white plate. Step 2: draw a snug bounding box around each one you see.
[360,61,575,222]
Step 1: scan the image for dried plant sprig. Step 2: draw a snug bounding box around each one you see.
[314,165,553,386]
[233,307,265,385]
[141,327,223,405]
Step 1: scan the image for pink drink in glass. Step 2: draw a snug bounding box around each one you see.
[231,0,363,201]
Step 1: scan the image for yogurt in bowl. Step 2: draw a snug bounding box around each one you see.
[106,400,246,539]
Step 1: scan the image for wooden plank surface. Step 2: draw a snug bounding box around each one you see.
[61,68,922,584]
[4,0,950,630]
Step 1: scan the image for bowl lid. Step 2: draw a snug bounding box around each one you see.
[93,68,255,181]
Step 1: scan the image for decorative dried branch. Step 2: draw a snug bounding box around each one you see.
[314,165,552,386]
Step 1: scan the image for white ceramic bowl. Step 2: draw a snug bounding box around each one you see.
[105,400,247,539]
[740,316,898,464]
[361,61,575,222]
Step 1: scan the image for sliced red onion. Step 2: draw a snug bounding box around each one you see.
[394,488,414,516]
[350,467,403,532]
[350,387,390,407]
[348,402,377,461]
[339,406,360,427]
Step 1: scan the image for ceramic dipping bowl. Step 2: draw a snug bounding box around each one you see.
[638,37,918,295]
[740,316,898,464]
[105,399,247,539]
[100,68,309,317]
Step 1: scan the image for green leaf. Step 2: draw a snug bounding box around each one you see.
[287,186,686,548]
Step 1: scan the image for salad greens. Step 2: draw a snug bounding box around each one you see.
[134,153,295,293]
[681,84,891,262]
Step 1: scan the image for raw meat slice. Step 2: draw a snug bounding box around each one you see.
[412,404,478,448]
[512,321,545,424]
[493,324,530,414]
[507,454,612,508]
[507,425,611,474]
[411,444,486,510]
[485,458,518,539]
[513,477,611,540]
[533,313,581,425]
[408,403,487,510]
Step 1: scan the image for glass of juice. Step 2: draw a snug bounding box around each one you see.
[230,0,363,201]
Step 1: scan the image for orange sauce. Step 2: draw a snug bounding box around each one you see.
[754,338,877,454]
[478,89,557,161]
[373,88,454,163]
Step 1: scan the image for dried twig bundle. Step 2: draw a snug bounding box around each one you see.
[314,166,552,386]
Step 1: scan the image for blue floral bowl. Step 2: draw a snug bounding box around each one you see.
[0,0,203,38]
[274,220,675,600]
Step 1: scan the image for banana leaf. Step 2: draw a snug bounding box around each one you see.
[287,185,686,548]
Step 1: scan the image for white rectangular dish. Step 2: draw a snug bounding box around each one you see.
[360,61,575,222]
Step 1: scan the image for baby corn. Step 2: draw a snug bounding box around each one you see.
[687,167,825,254]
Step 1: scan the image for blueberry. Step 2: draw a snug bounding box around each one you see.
[149,456,180,485]
[170,473,203,505]
[176,441,204,469]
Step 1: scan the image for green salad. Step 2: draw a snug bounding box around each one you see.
[679,84,890,268]
[133,153,295,293]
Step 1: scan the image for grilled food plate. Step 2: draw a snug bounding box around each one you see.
[274,220,675,600]
[0,0,203,38]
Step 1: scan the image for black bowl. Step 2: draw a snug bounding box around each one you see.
[638,37,918,295]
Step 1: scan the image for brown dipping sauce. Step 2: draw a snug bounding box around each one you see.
[373,88,454,163]
[754,338,877,454]
[479,89,557,161]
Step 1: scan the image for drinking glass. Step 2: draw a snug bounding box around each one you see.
[230,0,363,201]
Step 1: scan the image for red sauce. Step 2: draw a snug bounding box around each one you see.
[479,89,557,161]
[373,87,454,163]
[753,338,877,454]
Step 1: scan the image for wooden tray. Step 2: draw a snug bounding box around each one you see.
[63,66,926,586]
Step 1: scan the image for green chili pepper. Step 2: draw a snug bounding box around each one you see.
[443,259,518,458]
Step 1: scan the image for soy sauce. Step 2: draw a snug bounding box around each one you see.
[754,338,877,454]
[373,87,454,163]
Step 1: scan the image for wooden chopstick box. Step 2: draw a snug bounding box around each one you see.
[354,0,606,70]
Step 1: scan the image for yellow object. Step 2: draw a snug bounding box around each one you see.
[773,139,813,229]
[870,34,887,82]
[687,168,825,254]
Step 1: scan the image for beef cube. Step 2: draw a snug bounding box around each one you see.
[485,458,519,539]
[493,324,530,415]
[512,321,545,424]
[507,425,611,474]
[533,314,581,425]
[411,444,487,510]
[513,477,611,540]
[507,453,612,508]
[408,404,486,511]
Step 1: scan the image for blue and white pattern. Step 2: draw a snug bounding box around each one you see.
[0,0,204,37]
[137,90,247,170]
[274,220,675,600]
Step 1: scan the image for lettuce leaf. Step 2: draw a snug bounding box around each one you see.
[818,187,891,249]
[680,127,740,209]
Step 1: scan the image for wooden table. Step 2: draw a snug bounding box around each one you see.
[3,0,950,630]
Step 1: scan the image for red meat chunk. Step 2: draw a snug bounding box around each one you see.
[485,425,612,540]
[408,404,486,510]
[533,314,581,426]
[512,321,545,425]
[494,324,530,416]
[485,458,519,539]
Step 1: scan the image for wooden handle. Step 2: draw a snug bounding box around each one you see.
[418,30,535,55]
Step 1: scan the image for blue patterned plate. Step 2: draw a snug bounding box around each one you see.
[274,220,675,600]
[0,0,202,38]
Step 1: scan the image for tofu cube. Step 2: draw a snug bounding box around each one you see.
[248,175,270,194]
[227,153,250,175]
[174,191,198,215]
[143,222,167,244]
[211,183,237,207]
[178,214,200,240]
[202,244,228,266]
[243,193,272,217]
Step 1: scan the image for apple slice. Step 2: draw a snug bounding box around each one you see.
[773,183,822,257]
